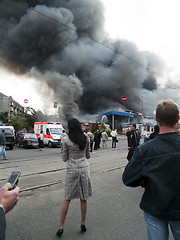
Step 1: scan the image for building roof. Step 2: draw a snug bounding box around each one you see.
[103,111,134,117]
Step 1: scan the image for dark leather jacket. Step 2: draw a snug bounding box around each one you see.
[0,207,6,240]
[127,130,140,149]
[0,133,6,146]
[123,132,180,220]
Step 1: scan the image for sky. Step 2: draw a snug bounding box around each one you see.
[103,0,180,75]
[1,0,180,112]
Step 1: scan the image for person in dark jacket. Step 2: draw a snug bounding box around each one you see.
[126,124,140,160]
[94,130,101,150]
[122,99,180,240]
[0,129,7,160]
[149,124,159,140]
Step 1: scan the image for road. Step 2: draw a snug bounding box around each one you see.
[0,139,174,240]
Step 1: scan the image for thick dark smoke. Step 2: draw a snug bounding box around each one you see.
[0,0,167,121]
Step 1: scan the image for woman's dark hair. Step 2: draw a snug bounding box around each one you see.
[68,118,87,150]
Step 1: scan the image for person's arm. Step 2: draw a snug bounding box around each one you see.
[61,138,69,162]
[0,183,19,213]
[122,148,145,187]
[0,183,19,240]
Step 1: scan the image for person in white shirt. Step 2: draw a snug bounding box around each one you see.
[110,129,117,148]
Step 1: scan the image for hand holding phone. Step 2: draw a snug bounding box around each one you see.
[8,171,21,190]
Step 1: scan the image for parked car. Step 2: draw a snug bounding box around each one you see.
[0,126,15,150]
[18,133,39,149]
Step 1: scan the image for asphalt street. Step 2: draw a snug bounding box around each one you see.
[0,139,174,240]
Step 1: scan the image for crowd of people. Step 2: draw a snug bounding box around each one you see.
[1,99,180,240]
[85,128,118,151]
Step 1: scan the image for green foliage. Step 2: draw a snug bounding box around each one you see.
[0,112,8,124]
[100,122,106,133]
[9,116,27,131]
[91,122,99,134]
[106,127,112,137]
[9,107,39,131]
[24,107,37,131]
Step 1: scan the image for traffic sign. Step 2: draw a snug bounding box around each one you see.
[24,99,28,104]
[122,95,127,102]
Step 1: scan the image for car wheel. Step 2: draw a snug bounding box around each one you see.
[48,141,52,148]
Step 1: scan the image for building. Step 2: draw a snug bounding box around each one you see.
[0,93,24,119]
[103,110,134,132]
[102,110,156,135]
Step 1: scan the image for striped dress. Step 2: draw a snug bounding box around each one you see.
[62,134,92,200]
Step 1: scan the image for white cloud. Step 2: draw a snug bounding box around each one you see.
[102,0,180,76]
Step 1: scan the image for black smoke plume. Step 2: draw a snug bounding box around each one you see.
[0,0,167,121]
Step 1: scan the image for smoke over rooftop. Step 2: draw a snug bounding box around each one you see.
[0,0,177,122]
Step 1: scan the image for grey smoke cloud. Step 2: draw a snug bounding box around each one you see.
[0,0,170,121]
[27,68,83,120]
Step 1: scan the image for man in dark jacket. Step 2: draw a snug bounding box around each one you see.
[94,130,101,150]
[126,124,140,160]
[149,124,159,140]
[0,129,7,160]
[122,99,180,240]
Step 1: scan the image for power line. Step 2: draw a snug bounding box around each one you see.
[32,7,163,78]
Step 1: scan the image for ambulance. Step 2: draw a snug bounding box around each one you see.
[34,122,63,147]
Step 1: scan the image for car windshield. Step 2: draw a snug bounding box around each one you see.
[0,128,13,134]
[24,134,37,139]
[49,128,62,135]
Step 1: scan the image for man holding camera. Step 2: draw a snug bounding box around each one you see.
[0,183,19,240]
[123,99,180,240]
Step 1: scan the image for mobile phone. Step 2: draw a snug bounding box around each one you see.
[8,171,21,190]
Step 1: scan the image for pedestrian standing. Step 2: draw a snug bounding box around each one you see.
[56,118,92,237]
[110,129,117,148]
[94,130,100,150]
[87,129,94,152]
[143,128,148,142]
[38,130,44,151]
[126,124,140,160]
[97,130,101,148]
[0,129,7,160]
[123,99,180,240]
[101,130,108,148]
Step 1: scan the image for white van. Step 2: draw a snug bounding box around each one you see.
[34,122,63,147]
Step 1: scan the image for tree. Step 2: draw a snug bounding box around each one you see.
[9,116,27,131]
[24,107,37,131]
[0,112,8,124]
[106,127,112,137]
[91,122,99,134]
[100,122,106,133]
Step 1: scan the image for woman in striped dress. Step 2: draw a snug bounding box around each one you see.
[57,118,92,237]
